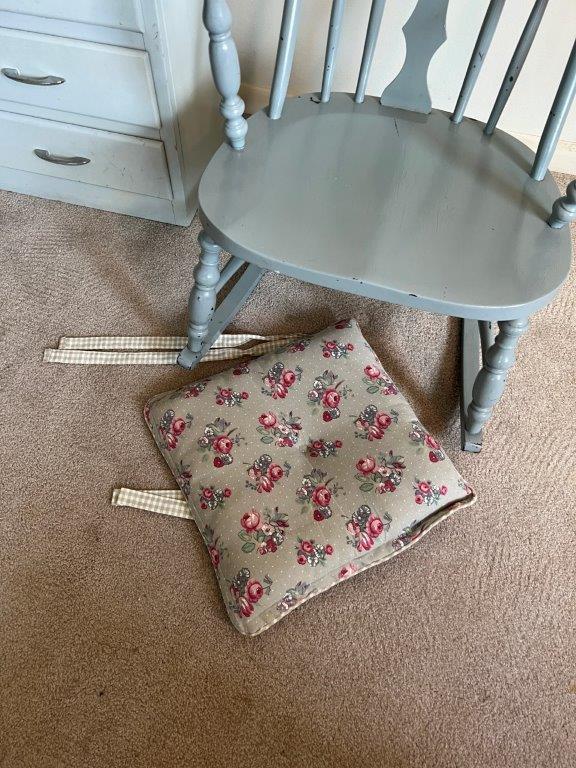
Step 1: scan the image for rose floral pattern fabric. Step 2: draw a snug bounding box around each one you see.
[145,319,476,636]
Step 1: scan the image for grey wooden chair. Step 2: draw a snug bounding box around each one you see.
[178,0,575,452]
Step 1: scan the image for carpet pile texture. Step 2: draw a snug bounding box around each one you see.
[1,177,575,767]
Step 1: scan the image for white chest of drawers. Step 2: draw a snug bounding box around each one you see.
[0,0,221,225]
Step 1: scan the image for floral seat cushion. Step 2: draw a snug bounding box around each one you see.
[144,319,476,635]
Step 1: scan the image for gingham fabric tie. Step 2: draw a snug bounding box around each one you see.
[44,332,299,365]
[111,488,192,520]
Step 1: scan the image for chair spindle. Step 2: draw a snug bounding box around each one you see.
[484,0,549,136]
[203,0,247,150]
[451,0,506,124]
[269,0,302,120]
[320,0,346,103]
[531,39,576,181]
[354,0,387,104]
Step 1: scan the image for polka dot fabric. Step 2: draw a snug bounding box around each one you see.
[144,319,476,635]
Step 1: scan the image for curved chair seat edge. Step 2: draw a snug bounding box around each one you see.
[198,208,565,322]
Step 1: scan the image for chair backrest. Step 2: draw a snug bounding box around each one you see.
[268,0,450,118]
[203,0,576,182]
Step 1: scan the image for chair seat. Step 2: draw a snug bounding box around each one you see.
[199,94,571,321]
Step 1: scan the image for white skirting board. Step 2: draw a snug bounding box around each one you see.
[512,132,576,177]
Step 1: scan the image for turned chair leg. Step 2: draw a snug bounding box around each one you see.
[178,231,221,369]
[465,318,529,440]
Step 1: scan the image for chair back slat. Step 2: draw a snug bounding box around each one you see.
[380,0,449,114]
[268,0,302,119]
[320,0,346,102]
[484,0,549,136]
[451,0,506,124]
[532,39,576,180]
[354,0,387,104]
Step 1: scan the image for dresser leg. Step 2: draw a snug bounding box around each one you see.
[464,317,529,445]
[178,231,221,369]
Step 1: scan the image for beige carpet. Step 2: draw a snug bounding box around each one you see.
[1,176,575,768]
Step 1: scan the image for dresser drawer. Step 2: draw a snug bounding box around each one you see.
[0,28,159,128]
[0,111,171,198]
[0,1,142,31]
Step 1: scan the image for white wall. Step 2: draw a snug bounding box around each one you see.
[230,0,576,173]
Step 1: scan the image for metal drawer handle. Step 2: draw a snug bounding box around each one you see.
[2,67,65,86]
[34,149,90,166]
